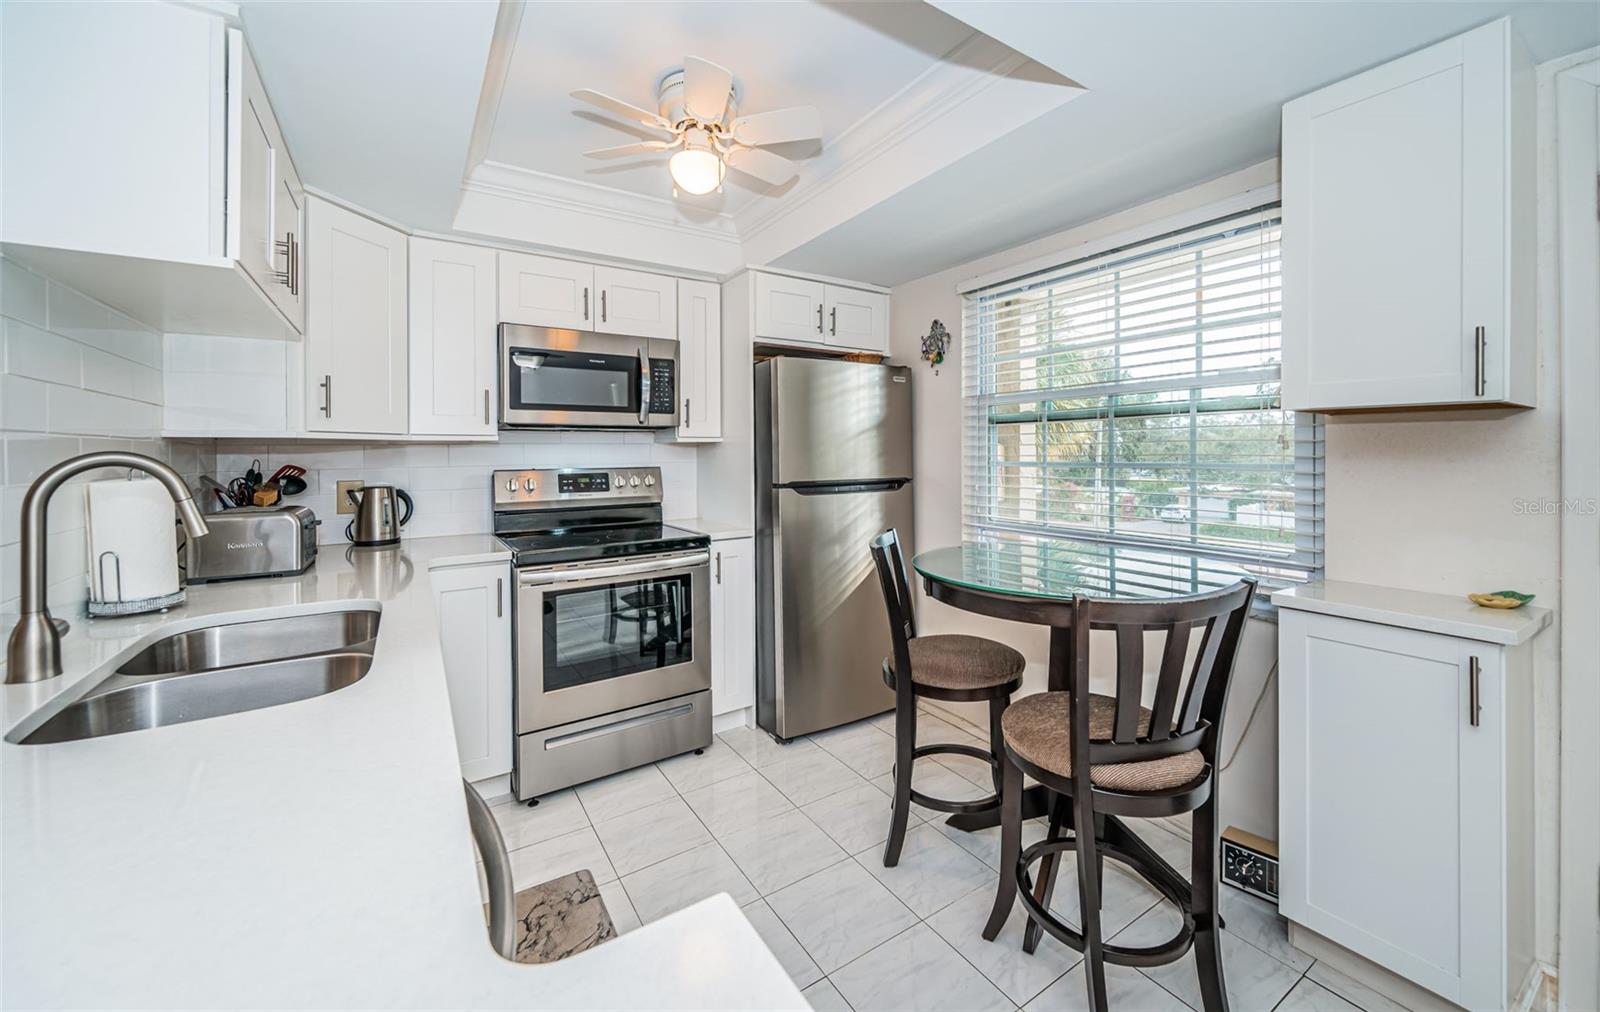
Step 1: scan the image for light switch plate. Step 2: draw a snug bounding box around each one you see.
[335,480,364,515]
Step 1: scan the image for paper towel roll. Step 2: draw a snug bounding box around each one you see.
[85,477,182,604]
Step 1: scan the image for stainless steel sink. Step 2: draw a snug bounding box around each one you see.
[9,608,380,746]
[115,609,380,676]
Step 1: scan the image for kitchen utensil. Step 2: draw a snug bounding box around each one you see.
[344,485,414,547]
[279,475,308,497]
[268,464,306,483]
[212,489,235,510]
[245,459,264,487]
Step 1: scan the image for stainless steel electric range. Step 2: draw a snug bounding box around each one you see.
[493,466,712,801]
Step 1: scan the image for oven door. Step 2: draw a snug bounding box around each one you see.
[515,550,711,732]
[500,325,649,428]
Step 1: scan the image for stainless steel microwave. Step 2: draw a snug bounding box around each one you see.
[499,324,678,429]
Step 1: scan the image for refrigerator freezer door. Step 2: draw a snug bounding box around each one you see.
[761,482,909,739]
[769,358,912,485]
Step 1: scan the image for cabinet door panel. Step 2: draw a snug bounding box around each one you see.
[498,252,593,330]
[410,238,497,436]
[236,50,279,310]
[433,564,513,782]
[269,161,305,330]
[1279,612,1502,1007]
[754,273,825,345]
[305,198,407,434]
[676,279,721,439]
[711,538,755,715]
[824,286,888,353]
[596,266,676,339]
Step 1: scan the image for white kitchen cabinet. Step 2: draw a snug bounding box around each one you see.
[674,279,722,440]
[596,265,677,340]
[0,5,302,339]
[1282,18,1534,411]
[432,561,513,782]
[754,272,826,346]
[1276,583,1548,1011]
[709,536,755,716]
[409,238,497,437]
[824,285,889,354]
[305,197,408,435]
[498,252,594,330]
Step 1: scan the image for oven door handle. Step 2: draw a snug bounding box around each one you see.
[517,551,710,587]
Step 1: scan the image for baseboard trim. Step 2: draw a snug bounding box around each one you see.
[712,707,752,734]
[1512,960,1557,1012]
[1288,923,1461,1012]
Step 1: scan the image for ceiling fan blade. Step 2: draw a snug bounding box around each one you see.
[683,56,733,123]
[583,140,676,159]
[730,106,821,147]
[571,89,671,132]
[725,145,798,186]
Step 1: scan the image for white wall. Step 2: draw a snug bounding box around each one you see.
[210,431,700,544]
[0,255,213,615]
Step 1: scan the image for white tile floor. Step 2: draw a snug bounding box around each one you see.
[488,704,1411,1012]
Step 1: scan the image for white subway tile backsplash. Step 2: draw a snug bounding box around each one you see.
[83,346,161,404]
[446,443,528,467]
[0,258,48,329]
[4,318,82,386]
[4,435,81,484]
[2,375,49,431]
[362,444,450,468]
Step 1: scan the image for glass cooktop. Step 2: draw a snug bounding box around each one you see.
[498,523,709,568]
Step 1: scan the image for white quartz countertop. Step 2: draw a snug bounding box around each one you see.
[1,535,805,1010]
[665,516,754,541]
[1272,579,1552,646]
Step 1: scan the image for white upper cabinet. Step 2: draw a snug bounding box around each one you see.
[305,197,408,435]
[498,252,593,330]
[754,273,827,345]
[409,238,497,437]
[824,285,889,354]
[0,4,303,339]
[676,279,722,440]
[596,266,677,340]
[1282,18,1534,411]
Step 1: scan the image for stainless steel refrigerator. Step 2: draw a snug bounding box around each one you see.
[754,357,912,740]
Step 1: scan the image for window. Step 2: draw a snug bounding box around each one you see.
[961,204,1323,596]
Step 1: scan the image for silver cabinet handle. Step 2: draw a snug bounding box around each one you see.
[292,234,300,296]
[715,550,722,584]
[637,347,649,425]
[829,306,837,336]
[816,304,823,334]
[496,577,503,618]
[320,374,332,417]
[601,289,607,323]
[583,287,590,322]
[462,780,515,960]
[273,232,297,293]
[1474,326,1486,397]
[682,398,690,427]
[1468,656,1481,726]
[483,389,491,425]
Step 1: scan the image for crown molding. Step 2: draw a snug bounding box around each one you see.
[462,161,740,242]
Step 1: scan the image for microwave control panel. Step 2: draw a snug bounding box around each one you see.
[649,358,676,415]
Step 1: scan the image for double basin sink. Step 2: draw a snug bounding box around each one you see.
[9,607,381,746]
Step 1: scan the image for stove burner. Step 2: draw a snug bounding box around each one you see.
[497,522,708,568]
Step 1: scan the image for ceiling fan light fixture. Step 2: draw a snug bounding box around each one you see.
[668,130,724,196]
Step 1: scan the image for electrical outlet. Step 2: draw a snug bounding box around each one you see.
[335,480,364,515]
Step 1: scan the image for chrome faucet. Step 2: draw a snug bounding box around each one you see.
[5,452,210,684]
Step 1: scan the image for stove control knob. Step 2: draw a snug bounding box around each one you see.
[504,478,518,493]
[643,474,655,487]
[613,473,625,489]
[629,475,641,487]
[523,478,537,493]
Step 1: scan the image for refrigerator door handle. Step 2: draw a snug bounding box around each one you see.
[783,479,909,495]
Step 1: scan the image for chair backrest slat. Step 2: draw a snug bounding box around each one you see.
[1179,615,1225,733]
[1147,620,1193,742]
[1113,624,1144,741]
[868,529,917,703]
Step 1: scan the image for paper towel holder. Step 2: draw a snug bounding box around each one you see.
[86,550,186,618]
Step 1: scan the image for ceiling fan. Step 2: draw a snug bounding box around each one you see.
[573,56,821,197]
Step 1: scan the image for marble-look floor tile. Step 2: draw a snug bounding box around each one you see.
[870,762,991,822]
[760,747,868,808]
[857,823,996,918]
[1044,854,1164,941]
[656,738,753,793]
[1304,962,1411,1012]
[809,720,898,779]
[720,724,821,769]
[767,859,918,973]
[802,977,853,1012]
[491,789,590,851]
[1118,901,1302,1012]
[1220,889,1312,973]
[830,922,1012,1012]
[573,764,676,824]
[596,878,640,934]
[930,816,1049,872]
[719,809,847,895]
[1026,961,1194,1011]
[741,899,825,990]
[1128,819,1193,880]
[682,770,796,837]
[931,747,1002,790]
[590,795,713,876]
[508,827,617,888]
[927,887,1083,1007]
[802,781,920,855]
[1277,977,1364,1012]
[619,841,757,923]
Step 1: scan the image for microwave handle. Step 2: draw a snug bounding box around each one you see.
[638,348,649,425]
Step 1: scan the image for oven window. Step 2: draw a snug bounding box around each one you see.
[542,574,694,692]
[509,348,638,414]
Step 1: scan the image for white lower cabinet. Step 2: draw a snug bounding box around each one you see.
[709,536,755,716]
[1277,591,1544,1011]
[432,561,513,782]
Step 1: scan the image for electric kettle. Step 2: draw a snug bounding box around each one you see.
[345,485,413,547]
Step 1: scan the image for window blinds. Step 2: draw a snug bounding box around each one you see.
[961,204,1324,591]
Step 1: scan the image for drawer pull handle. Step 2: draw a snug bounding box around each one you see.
[544,703,694,749]
[1468,656,1481,727]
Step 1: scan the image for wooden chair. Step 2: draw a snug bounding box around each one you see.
[869,529,1026,867]
[982,579,1257,1012]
